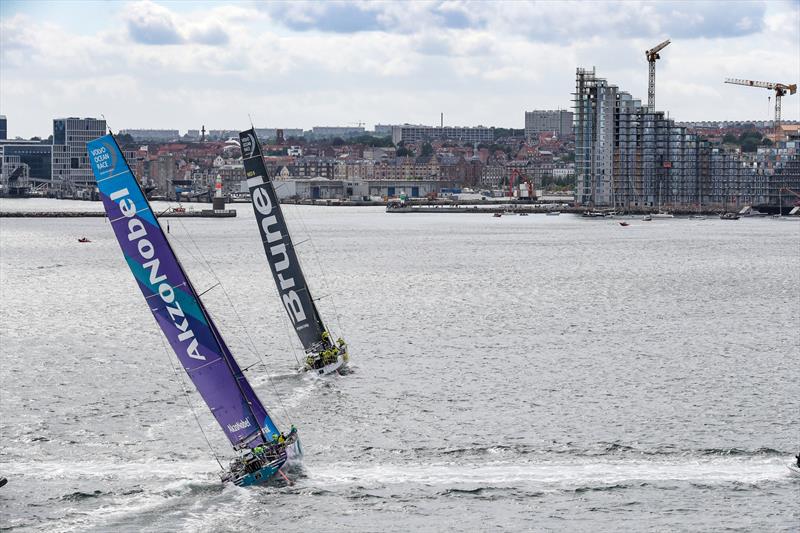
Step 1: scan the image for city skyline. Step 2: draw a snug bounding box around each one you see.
[1,0,799,138]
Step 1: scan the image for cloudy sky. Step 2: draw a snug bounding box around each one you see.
[1,0,798,138]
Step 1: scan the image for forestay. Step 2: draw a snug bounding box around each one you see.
[87,134,279,449]
[239,128,328,351]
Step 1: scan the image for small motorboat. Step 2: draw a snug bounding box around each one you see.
[719,212,740,220]
[493,213,502,218]
[619,221,630,227]
[77,237,91,243]
[518,212,529,216]
[546,211,561,216]
[642,215,652,221]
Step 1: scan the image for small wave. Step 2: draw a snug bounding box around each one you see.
[60,490,104,502]
[571,483,632,494]
[698,447,785,457]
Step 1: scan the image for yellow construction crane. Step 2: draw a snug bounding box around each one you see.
[725,78,797,133]
[645,39,671,111]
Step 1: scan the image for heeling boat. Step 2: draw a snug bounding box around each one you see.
[238,128,349,376]
[87,134,301,486]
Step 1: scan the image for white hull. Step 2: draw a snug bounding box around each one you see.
[652,213,674,219]
[301,353,348,376]
[788,464,800,477]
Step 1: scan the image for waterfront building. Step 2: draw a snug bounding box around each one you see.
[0,115,6,140]
[574,68,617,206]
[0,142,53,194]
[51,117,106,192]
[524,110,573,139]
[574,68,771,209]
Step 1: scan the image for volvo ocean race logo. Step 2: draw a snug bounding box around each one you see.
[227,418,252,433]
[241,132,257,158]
[90,142,118,173]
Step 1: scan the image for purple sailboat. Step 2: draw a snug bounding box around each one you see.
[87,133,300,486]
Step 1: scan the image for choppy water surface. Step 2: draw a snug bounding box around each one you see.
[1,199,798,532]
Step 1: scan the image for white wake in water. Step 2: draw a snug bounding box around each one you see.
[305,456,792,487]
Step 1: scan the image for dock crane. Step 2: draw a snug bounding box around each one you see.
[645,39,671,111]
[724,78,797,133]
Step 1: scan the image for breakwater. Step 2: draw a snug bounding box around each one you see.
[0,209,237,218]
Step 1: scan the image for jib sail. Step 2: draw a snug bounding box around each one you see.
[238,128,327,351]
[87,134,279,449]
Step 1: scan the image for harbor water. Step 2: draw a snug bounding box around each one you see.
[1,199,798,531]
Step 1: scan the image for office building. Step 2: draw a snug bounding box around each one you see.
[390,125,494,145]
[51,117,107,191]
[0,115,6,140]
[524,110,573,138]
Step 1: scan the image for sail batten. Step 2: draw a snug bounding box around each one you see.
[88,134,280,449]
[239,129,328,352]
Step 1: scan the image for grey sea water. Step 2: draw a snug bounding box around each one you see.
[0,198,798,532]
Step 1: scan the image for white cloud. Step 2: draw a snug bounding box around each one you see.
[0,0,798,138]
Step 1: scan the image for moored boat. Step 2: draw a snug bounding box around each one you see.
[719,212,741,220]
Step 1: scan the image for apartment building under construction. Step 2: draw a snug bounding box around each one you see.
[574,68,770,209]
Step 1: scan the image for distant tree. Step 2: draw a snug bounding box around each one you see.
[722,133,738,144]
[564,151,576,162]
[396,146,413,157]
[116,133,135,145]
[421,142,433,157]
[30,136,41,141]
[351,134,393,147]
[332,137,345,146]
[760,137,774,147]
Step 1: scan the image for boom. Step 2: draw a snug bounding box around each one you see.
[725,78,797,133]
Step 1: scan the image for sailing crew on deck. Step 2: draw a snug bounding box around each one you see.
[795,453,800,468]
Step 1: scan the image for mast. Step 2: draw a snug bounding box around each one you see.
[238,128,329,352]
[88,133,277,449]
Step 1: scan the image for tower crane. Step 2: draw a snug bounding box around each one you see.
[645,39,671,111]
[724,78,797,133]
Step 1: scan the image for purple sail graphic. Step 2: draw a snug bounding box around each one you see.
[87,135,279,449]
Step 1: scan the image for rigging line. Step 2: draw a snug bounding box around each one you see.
[288,202,347,338]
[174,217,295,426]
[156,333,224,470]
[167,228,259,355]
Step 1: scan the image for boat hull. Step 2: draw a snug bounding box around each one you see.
[789,464,800,477]
[233,458,287,487]
[303,352,348,376]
